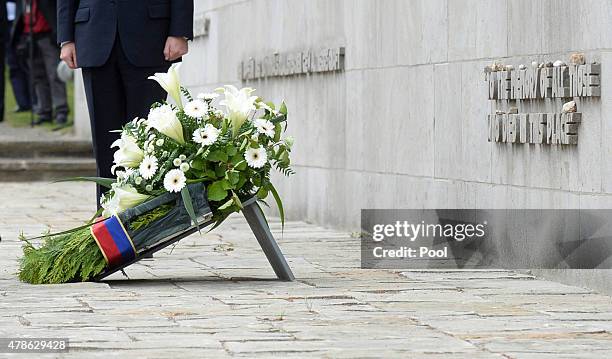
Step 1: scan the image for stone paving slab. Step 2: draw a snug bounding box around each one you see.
[1,182,612,358]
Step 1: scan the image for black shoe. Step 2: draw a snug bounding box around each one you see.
[33,117,52,125]
[14,106,31,113]
[55,115,68,125]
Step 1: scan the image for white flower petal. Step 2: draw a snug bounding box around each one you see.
[146,104,185,144]
[184,99,209,118]
[163,169,187,193]
[148,63,183,109]
[102,184,149,217]
[112,134,144,169]
[254,119,275,138]
[220,85,258,137]
[139,155,159,180]
[192,124,220,146]
[244,146,268,169]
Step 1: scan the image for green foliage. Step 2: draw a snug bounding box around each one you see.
[181,187,199,229]
[19,205,173,284]
[128,204,173,231]
[207,180,228,201]
[19,228,106,284]
[268,183,285,231]
[54,177,115,189]
[207,150,228,163]
[180,86,193,102]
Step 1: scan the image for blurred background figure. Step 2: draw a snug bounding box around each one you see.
[0,0,6,122]
[11,0,68,125]
[6,0,33,114]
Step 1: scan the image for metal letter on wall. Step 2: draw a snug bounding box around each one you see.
[239,47,345,81]
[484,61,600,146]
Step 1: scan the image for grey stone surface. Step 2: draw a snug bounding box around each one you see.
[1,182,612,357]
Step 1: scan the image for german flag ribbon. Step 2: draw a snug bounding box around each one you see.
[91,216,136,266]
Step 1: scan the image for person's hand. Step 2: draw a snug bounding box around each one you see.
[60,42,78,69]
[164,36,188,61]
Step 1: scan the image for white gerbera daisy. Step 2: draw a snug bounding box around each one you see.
[192,124,220,146]
[139,155,158,180]
[184,99,209,118]
[244,146,268,168]
[254,119,275,138]
[163,169,187,193]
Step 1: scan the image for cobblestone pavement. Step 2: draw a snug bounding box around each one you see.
[1,183,611,358]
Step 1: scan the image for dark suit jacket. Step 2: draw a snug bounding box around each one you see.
[57,0,194,68]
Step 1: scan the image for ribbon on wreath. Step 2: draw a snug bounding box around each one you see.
[90,216,136,266]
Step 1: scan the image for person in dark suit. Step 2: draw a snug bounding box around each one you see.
[12,0,68,125]
[5,0,34,113]
[57,0,194,207]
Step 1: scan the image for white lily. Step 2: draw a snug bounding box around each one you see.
[147,104,185,144]
[219,85,258,137]
[111,134,144,169]
[148,63,183,109]
[101,184,150,217]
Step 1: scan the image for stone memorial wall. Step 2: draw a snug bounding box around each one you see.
[179,0,612,229]
[73,0,612,292]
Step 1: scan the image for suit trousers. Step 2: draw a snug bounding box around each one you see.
[29,33,68,120]
[6,21,33,110]
[82,38,170,208]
